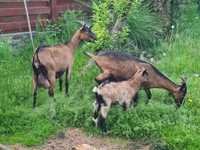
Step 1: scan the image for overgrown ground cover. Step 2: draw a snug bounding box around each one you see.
[0,2,200,150]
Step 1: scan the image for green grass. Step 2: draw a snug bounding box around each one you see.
[0,4,200,150]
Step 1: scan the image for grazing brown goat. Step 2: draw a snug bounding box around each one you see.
[85,51,187,107]
[32,24,96,108]
[92,67,148,132]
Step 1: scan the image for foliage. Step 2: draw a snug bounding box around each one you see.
[0,2,200,150]
[127,4,163,53]
[142,0,182,33]
[84,0,163,56]
[36,11,81,45]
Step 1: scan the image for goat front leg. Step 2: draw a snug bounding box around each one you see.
[92,101,100,127]
[47,71,56,100]
[65,68,71,96]
[144,88,152,104]
[32,74,38,108]
[97,102,111,133]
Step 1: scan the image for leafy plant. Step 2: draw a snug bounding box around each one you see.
[127,4,163,52]
[36,11,81,45]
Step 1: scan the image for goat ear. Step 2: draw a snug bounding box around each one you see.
[80,24,86,31]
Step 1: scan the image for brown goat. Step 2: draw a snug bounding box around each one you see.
[85,51,187,107]
[92,67,148,132]
[32,24,96,107]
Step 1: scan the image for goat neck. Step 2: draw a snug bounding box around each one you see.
[128,78,142,91]
[67,31,81,54]
[152,75,180,94]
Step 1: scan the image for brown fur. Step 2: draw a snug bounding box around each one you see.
[32,25,96,108]
[85,51,187,107]
[92,67,148,131]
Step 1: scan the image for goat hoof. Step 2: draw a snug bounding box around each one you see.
[92,118,98,127]
[101,128,108,135]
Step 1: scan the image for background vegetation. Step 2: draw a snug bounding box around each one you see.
[0,0,199,149]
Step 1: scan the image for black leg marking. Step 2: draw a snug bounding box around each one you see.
[59,78,63,92]
[33,87,37,108]
[93,102,100,119]
[95,93,107,106]
[122,102,128,111]
[65,70,69,96]
[33,76,38,108]
[97,114,107,133]
[65,80,69,96]
[48,88,54,97]
[144,89,152,104]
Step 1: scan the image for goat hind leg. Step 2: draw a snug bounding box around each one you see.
[92,101,100,127]
[97,103,110,133]
[32,75,38,108]
[47,71,56,101]
[65,68,71,96]
[144,88,152,104]
[59,77,63,92]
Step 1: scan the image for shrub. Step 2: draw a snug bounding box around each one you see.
[84,0,163,56]
[35,11,81,45]
[127,4,163,52]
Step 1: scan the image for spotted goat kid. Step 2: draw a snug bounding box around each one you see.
[92,67,148,132]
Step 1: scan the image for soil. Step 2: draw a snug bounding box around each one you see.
[8,128,150,150]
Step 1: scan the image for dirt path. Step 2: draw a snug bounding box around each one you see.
[8,128,150,150]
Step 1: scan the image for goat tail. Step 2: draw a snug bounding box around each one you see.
[32,53,39,76]
[84,51,98,61]
[32,47,41,75]
[32,46,48,77]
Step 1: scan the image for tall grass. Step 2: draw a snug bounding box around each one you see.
[127,5,163,52]
[0,3,199,150]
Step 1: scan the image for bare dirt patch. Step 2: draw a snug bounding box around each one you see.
[8,128,150,150]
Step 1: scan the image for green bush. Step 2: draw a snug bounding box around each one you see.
[127,4,163,52]
[0,3,200,150]
[36,11,81,45]
[84,0,164,56]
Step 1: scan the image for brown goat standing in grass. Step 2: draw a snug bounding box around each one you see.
[85,51,187,107]
[92,67,148,132]
[32,24,96,108]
